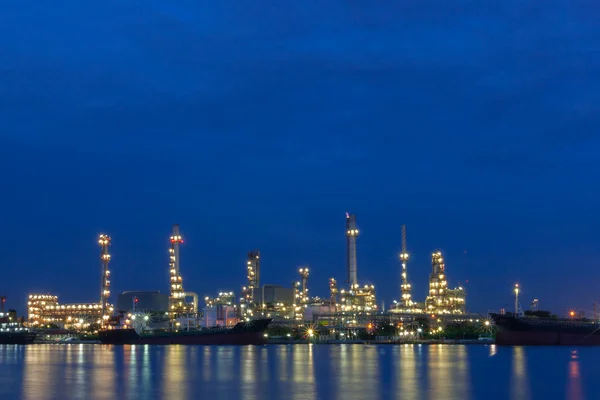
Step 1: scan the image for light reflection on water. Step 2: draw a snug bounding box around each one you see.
[426,344,471,400]
[335,343,380,400]
[510,346,531,400]
[0,344,597,400]
[162,345,187,400]
[395,344,422,399]
[567,350,584,400]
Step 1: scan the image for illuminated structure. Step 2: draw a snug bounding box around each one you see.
[204,292,235,308]
[169,224,186,316]
[203,292,238,326]
[340,284,377,312]
[338,213,377,314]
[346,213,359,287]
[168,225,198,320]
[424,251,466,314]
[298,268,309,306]
[28,234,116,330]
[514,283,520,316]
[28,294,107,329]
[247,284,295,320]
[293,281,302,320]
[531,298,539,312]
[241,250,260,316]
[399,225,414,311]
[329,278,338,311]
[98,234,111,325]
[292,268,310,321]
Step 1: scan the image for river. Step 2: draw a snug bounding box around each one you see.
[0,344,594,399]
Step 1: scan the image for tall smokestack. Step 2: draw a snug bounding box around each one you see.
[345,213,359,288]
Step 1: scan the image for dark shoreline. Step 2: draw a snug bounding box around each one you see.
[268,339,495,345]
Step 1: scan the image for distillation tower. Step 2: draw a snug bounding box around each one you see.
[168,224,199,319]
[99,234,111,325]
[298,268,309,305]
[169,224,185,317]
[399,225,413,311]
[241,250,260,316]
[425,251,466,314]
[329,278,338,311]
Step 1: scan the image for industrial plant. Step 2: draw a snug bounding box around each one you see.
[25,213,478,337]
[27,235,115,330]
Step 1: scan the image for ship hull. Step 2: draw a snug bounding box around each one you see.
[496,330,600,346]
[0,332,37,345]
[491,314,600,346]
[99,318,272,345]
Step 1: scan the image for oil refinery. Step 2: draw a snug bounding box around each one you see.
[24,213,479,336]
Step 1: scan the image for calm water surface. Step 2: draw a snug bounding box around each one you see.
[0,344,595,399]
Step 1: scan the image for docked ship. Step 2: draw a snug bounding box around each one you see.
[0,313,37,345]
[491,313,600,346]
[99,317,272,345]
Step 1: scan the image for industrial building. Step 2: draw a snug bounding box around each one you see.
[27,233,116,330]
[203,292,238,327]
[22,215,478,334]
[252,285,294,305]
[238,251,298,320]
[27,294,108,329]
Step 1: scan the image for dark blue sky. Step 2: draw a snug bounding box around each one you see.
[2,1,599,315]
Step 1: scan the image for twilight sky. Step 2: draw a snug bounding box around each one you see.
[1,1,599,315]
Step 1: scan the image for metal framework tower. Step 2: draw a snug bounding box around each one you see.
[298,268,309,305]
[329,278,338,308]
[169,224,186,317]
[400,225,412,309]
[98,234,111,325]
[514,283,520,317]
[345,213,359,288]
[245,250,260,304]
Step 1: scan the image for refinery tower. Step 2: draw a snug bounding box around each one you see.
[342,213,377,312]
[345,213,359,288]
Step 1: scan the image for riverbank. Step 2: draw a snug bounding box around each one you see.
[268,339,495,345]
[35,340,101,344]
